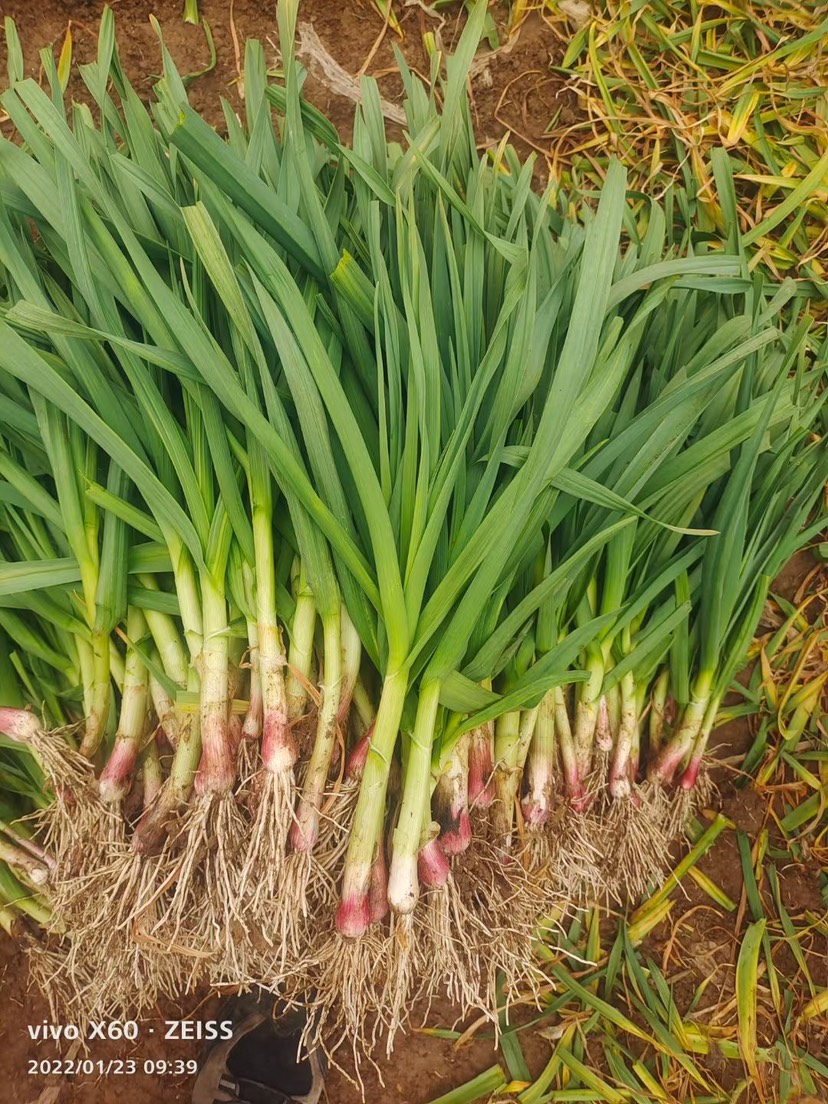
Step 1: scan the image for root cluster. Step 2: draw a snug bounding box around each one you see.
[19,715,706,1064]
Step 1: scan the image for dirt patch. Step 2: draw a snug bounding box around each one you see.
[0,1,578,164]
[0,937,540,1104]
[467,14,580,161]
[0,939,202,1104]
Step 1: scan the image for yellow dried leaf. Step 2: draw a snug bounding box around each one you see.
[57,24,73,94]
[802,987,828,1020]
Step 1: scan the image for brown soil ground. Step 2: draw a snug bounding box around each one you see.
[0,3,825,1103]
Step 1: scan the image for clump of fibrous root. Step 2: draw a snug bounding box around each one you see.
[0,709,99,860]
[4,622,721,1069]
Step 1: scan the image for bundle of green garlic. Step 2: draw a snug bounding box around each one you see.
[0,0,825,1061]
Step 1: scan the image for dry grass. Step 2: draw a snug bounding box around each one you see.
[534,1,827,282]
